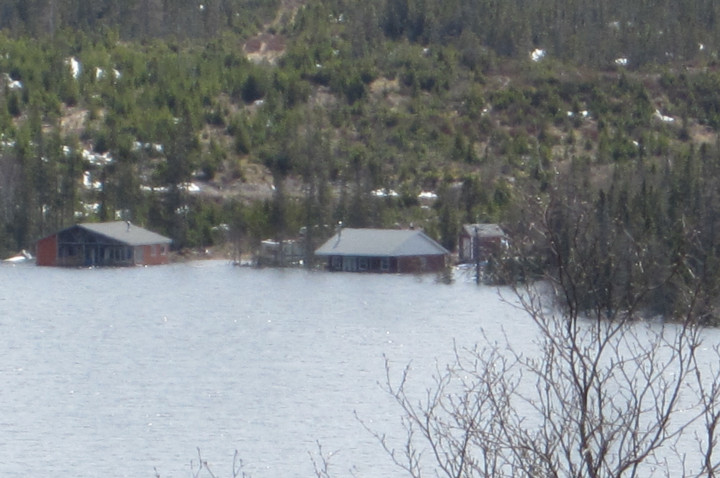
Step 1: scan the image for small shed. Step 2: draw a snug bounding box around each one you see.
[315,228,448,273]
[257,238,305,267]
[458,223,507,264]
[36,221,172,267]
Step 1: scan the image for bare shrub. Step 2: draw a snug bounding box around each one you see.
[367,286,720,477]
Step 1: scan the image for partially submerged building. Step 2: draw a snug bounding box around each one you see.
[315,228,448,273]
[36,221,171,267]
[256,238,305,267]
[458,223,507,264]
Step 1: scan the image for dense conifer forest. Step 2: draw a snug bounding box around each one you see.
[3,0,720,320]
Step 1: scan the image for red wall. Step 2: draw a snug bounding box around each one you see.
[36,235,170,267]
[36,235,58,266]
[137,244,170,265]
[397,254,447,273]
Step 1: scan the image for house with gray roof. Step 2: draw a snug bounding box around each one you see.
[458,223,507,264]
[315,228,449,273]
[36,221,172,267]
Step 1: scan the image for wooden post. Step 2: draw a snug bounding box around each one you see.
[475,226,480,285]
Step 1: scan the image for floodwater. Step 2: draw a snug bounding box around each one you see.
[2,260,717,477]
[0,260,525,478]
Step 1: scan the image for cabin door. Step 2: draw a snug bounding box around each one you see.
[84,246,96,266]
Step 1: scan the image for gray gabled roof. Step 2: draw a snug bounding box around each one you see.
[315,228,448,257]
[76,221,171,246]
[462,223,506,238]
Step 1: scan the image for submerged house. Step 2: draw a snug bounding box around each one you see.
[315,228,449,273]
[458,223,507,264]
[36,221,172,267]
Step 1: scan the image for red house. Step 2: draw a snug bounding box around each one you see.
[36,221,172,267]
[315,228,448,273]
[458,223,507,264]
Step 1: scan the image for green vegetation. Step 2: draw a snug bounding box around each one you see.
[3,0,720,320]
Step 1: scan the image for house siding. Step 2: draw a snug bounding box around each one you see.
[137,244,170,266]
[36,223,171,267]
[458,226,506,264]
[397,254,446,273]
[325,254,445,273]
[36,235,58,266]
[326,255,394,272]
[458,235,504,263]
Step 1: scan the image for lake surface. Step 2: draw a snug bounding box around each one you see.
[0,260,526,478]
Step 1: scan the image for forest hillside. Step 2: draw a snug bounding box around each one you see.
[2,0,720,319]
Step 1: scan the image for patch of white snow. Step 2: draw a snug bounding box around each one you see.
[531,49,546,62]
[372,188,399,198]
[654,109,674,123]
[66,57,81,79]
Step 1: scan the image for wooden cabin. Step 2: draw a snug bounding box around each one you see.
[315,228,448,273]
[458,223,507,264]
[36,221,172,267]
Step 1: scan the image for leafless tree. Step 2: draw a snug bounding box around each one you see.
[368,287,720,477]
[309,441,341,478]
[186,448,250,478]
[365,196,720,478]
